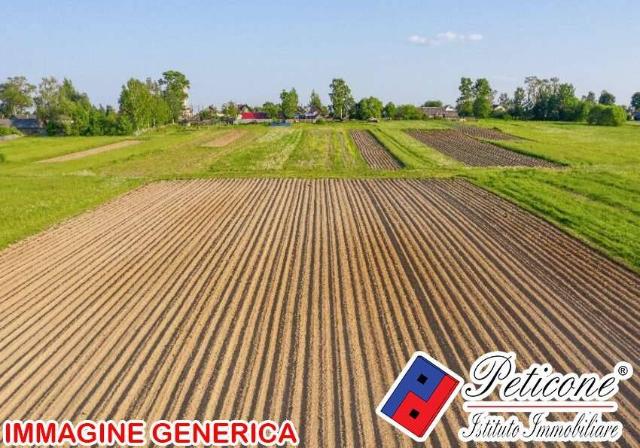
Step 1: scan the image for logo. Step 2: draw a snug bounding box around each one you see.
[459,352,633,443]
[377,352,463,442]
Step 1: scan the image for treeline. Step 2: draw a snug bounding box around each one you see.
[0,71,190,135]
[2,73,637,132]
[202,78,433,123]
[456,76,634,126]
[205,76,637,126]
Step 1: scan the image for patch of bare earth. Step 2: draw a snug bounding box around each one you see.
[203,130,246,147]
[407,129,559,167]
[454,124,520,140]
[0,179,637,446]
[38,140,142,163]
[351,130,402,169]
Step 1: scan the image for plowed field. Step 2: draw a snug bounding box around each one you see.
[407,129,559,167]
[454,124,519,140]
[0,179,637,447]
[203,130,246,147]
[38,140,141,163]
[350,130,402,169]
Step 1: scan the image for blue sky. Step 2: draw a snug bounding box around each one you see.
[2,0,638,110]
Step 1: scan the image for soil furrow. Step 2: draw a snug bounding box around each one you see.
[0,178,637,447]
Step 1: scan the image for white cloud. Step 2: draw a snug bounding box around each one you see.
[408,31,483,46]
[408,35,430,45]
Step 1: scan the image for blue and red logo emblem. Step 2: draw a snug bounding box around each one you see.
[377,352,463,442]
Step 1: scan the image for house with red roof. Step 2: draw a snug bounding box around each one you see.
[235,111,271,124]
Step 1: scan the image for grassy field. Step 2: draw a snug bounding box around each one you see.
[464,120,640,269]
[0,119,638,270]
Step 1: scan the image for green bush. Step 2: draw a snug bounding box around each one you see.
[393,104,425,120]
[587,104,627,126]
[0,126,21,136]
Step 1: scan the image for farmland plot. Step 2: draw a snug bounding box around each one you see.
[453,124,520,140]
[38,140,141,163]
[202,130,246,147]
[0,179,637,447]
[407,129,559,167]
[350,130,402,170]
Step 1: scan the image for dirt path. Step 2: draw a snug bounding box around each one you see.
[202,130,246,147]
[407,129,559,167]
[0,179,637,447]
[38,140,141,163]
[351,130,402,169]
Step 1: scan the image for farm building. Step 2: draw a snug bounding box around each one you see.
[295,107,322,123]
[420,105,459,119]
[235,111,271,124]
[0,117,45,135]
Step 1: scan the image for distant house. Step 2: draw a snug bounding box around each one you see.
[0,117,45,135]
[235,111,271,124]
[634,111,640,121]
[420,105,459,119]
[295,112,319,122]
[295,106,323,123]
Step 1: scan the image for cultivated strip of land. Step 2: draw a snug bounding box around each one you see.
[350,130,402,170]
[202,130,246,147]
[407,129,559,167]
[38,140,142,163]
[0,179,637,447]
[454,124,520,140]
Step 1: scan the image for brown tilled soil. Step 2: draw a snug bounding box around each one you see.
[454,124,520,140]
[350,130,402,169]
[38,140,142,163]
[202,130,246,147]
[0,179,637,447]
[407,129,560,167]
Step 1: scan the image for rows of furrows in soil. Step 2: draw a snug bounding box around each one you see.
[0,179,637,447]
[407,129,559,167]
[453,124,520,140]
[350,130,402,170]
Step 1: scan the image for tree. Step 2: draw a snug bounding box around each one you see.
[159,70,190,122]
[198,105,219,121]
[456,77,474,117]
[598,90,616,105]
[509,87,525,119]
[118,78,155,131]
[34,76,128,135]
[280,88,299,119]
[472,78,493,118]
[383,102,396,119]
[583,91,597,103]
[34,77,63,125]
[0,76,36,117]
[422,100,443,107]
[497,93,510,109]
[355,96,383,120]
[222,101,239,118]
[520,76,584,121]
[587,104,626,126]
[262,101,280,119]
[329,78,354,120]
[631,92,640,111]
[394,104,424,120]
[308,89,328,116]
[556,83,580,121]
[491,93,512,118]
